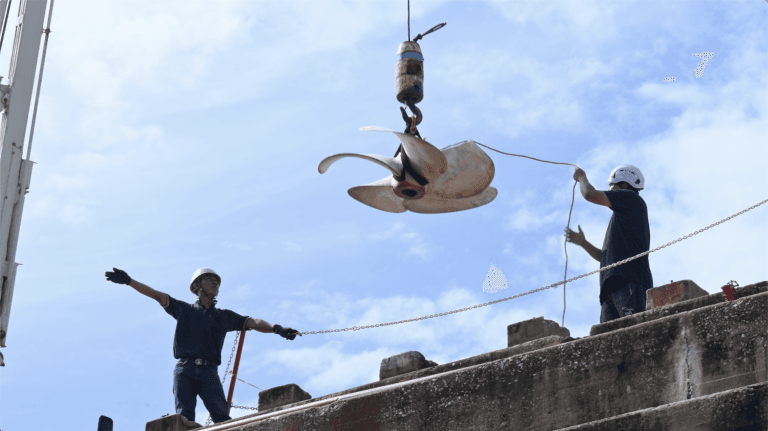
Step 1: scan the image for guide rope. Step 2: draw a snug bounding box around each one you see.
[562,181,577,327]
[299,197,767,335]
[474,141,580,326]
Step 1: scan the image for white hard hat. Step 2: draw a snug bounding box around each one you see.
[190,268,221,294]
[608,164,644,190]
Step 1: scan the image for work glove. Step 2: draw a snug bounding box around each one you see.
[273,324,300,341]
[105,268,132,285]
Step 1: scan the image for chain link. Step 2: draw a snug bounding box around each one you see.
[299,198,768,335]
[231,404,259,411]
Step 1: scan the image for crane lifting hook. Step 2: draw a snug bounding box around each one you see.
[400,100,422,138]
[395,23,445,139]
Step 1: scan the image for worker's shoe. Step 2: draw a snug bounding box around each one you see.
[180,415,202,430]
[618,307,634,318]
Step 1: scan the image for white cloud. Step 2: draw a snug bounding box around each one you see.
[42,174,88,191]
[368,222,434,259]
[257,284,556,397]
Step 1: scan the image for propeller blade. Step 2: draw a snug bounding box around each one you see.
[393,132,448,182]
[318,153,404,177]
[403,187,498,214]
[348,177,406,213]
[427,140,495,199]
[360,126,394,132]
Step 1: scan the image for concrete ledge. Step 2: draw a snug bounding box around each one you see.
[591,280,767,336]
[247,335,565,417]
[557,382,768,431]
[201,292,768,430]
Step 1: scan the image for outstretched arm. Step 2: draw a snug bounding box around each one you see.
[246,318,301,340]
[105,268,168,307]
[129,280,169,307]
[565,225,602,262]
[573,168,611,208]
[245,318,275,333]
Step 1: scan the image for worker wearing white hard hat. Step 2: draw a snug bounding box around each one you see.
[566,165,653,323]
[104,267,300,425]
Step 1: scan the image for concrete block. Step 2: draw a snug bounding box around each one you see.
[258,383,311,412]
[507,316,570,347]
[646,279,708,310]
[379,351,436,380]
[145,414,201,431]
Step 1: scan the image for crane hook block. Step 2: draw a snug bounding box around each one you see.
[396,41,424,105]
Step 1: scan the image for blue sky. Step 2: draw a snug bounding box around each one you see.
[1,0,767,429]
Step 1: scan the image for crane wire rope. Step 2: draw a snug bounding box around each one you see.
[25,0,53,161]
[298,195,767,335]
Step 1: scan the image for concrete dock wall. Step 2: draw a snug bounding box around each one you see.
[198,287,767,431]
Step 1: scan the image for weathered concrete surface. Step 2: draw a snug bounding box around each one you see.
[253,335,565,417]
[508,316,570,347]
[379,351,436,380]
[592,280,767,336]
[259,384,311,412]
[557,382,768,431]
[645,279,708,311]
[145,414,201,431]
[202,292,768,431]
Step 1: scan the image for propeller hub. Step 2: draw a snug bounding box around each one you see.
[394,180,425,200]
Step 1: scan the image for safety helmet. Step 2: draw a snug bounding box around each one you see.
[608,164,644,190]
[190,268,221,294]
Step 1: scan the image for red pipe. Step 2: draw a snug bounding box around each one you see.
[226,330,247,410]
[721,284,736,301]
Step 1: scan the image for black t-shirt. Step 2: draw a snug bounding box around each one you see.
[163,295,249,365]
[600,189,653,300]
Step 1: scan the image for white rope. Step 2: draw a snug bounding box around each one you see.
[299,197,768,335]
[562,181,577,327]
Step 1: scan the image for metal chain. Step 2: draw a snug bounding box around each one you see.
[205,331,241,426]
[231,404,259,411]
[300,198,768,335]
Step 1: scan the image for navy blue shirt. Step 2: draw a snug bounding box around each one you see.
[600,189,653,301]
[163,295,249,365]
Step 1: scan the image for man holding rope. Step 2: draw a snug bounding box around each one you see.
[566,165,654,323]
[104,267,300,425]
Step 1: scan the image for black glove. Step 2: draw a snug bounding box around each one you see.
[273,324,300,341]
[105,268,131,285]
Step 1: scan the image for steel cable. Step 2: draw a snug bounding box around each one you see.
[300,197,767,335]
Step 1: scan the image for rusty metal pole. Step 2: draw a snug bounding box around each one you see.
[226,330,247,410]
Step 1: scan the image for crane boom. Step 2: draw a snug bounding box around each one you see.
[0,0,50,352]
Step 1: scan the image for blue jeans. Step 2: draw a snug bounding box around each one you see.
[173,359,231,423]
[600,279,650,323]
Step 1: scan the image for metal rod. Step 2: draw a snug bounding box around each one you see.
[0,0,11,57]
[25,0,53,161]
[226,330,247,410]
